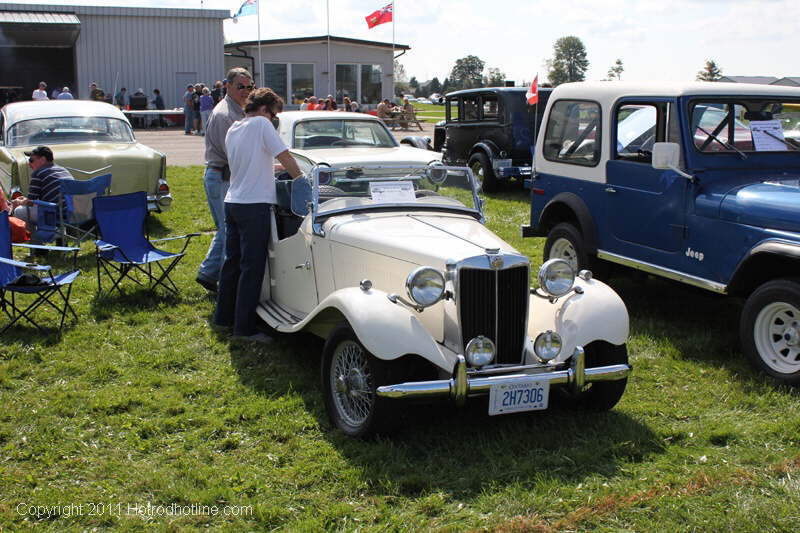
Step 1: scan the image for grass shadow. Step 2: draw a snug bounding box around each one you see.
[228,327,661,498]
[89,287,182,320]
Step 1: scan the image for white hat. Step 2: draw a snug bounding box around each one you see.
[62,87,70,92]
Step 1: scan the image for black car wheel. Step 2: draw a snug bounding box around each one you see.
[322,324,397,438]
[741,279,800,384]
[560,342,629,411]
[468,152,498,193]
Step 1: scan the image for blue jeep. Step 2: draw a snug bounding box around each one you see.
[522,81,800,383]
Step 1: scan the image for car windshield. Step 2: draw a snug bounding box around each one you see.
[312,165,481,218]
[293,119,397,149]
[8,116,135,147]
[690,100,800,153]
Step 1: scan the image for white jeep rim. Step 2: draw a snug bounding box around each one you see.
[549,237,579,271]
[753,301,800,375]
[330,340,374,427]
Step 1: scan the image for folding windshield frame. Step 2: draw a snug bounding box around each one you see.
[309,164,484,236]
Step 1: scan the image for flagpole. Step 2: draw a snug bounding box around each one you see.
[392,1,395,99]
[534,73,538,179]
[257,0,262,87]
[327,0,331,97]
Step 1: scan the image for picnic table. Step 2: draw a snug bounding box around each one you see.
[380,107,424,131]
[122,109,183,129]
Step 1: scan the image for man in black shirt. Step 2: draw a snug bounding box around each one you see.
[12,146,74,225]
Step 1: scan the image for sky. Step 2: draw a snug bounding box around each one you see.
[7,0,800,86]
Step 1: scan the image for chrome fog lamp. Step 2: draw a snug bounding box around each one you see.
[405,266,446,307]
[534,330,562,362]
[538,258,576,297]
[465,335,496,367]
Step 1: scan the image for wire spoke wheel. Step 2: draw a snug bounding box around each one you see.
[753,301,800,375]
[470,160,484,187]
[330,340,374,428]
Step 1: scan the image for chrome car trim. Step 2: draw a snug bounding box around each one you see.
[376,347,631,401]
[63,165,113,176]
[596,250,727,294]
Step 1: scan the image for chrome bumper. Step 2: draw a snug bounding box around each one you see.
[147,193,173,212]
[376,347,631,405]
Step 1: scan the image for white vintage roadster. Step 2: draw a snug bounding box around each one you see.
[261,165,632,437]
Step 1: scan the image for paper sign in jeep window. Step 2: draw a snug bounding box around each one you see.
[543,100,601,166]
[691,101,800,153]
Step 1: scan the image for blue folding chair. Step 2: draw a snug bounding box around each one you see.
[58,173,112,245]
[93,191,198,295]
[27,200,59,244]
[0,212,81,334]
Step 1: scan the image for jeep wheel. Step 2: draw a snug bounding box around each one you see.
[322,324,396,438]
[468,152,499,193]
[543,222,589,273]
[741,279,800,384]
[560,342,629,411]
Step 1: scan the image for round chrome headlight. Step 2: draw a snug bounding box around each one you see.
[405,266,446,307]
[534,330,562,362]
[466,335,495,367]
[537,258,576,297]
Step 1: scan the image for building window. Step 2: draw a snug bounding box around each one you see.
[291,64,314,104]
[264,63,314,104]
[360,64,382,104]
[336,64,358,103]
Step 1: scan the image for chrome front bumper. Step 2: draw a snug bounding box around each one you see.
[376,347,631,405]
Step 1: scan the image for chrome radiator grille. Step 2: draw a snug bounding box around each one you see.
[458,265,529,365]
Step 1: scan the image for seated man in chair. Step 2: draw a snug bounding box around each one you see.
[12,146,74,229]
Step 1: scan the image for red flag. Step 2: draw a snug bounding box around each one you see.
[526,75,539,105]
[365,3,393,29]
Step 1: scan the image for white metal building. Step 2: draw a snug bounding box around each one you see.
[225,36,409,106]
[0,3,228,108]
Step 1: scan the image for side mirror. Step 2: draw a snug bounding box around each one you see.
[652,142,695,182]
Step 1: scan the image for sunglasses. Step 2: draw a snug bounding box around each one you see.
[237,84,255,91]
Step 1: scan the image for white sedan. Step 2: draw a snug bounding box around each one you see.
[275,111,440,170]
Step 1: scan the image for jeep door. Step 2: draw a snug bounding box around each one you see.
[605,100,688,254]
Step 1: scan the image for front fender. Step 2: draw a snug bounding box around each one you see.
[297,287,453,372]
[471,141,501,159]
[528,277,629,364]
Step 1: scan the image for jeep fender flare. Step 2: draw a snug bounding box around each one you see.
[528,277,629,364]
[538,192,599,254]
[278,287,453,371]
[728,239,800,296]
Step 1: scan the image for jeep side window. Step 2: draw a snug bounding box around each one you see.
[615,103,666,164]
[543,100,601,166]
[446,98,460,122]
[482,94,499,121]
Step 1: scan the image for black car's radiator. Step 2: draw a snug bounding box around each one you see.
[458,265,529,365]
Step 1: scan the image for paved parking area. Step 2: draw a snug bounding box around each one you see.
[135,122,436,167]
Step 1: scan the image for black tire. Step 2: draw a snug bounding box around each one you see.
[322,324,397,438]
[740,279,800,384]
[560,342,629,410]
[468,152,499,193]
[544,222,609,278]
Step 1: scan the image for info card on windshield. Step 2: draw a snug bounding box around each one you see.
[750,120,787,151]
[369,181,416,203]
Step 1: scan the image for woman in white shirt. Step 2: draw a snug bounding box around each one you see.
[214,87,303,343]
[32,82,49,101]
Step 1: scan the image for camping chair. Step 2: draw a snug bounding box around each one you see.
[27,200,59,244]
[58,173,112,245]
[0,212,81,334]
[93,191,198,295]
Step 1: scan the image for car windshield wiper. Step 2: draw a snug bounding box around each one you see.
[697,126,747,159]
[762,130,800,152]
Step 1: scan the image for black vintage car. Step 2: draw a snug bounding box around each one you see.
[434,87,552,192]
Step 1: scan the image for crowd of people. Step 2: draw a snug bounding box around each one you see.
[298,94,361,112]
[183,80,228,136]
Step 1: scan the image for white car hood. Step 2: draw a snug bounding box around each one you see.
[292,146,441,166]
[324,211,517,267]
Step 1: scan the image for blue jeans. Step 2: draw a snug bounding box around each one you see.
[214,202,271,336]
[184,106,194,133]
[197,166,229,283]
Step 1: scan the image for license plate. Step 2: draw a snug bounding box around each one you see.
[488,379,549,416]
[492,158,512,169]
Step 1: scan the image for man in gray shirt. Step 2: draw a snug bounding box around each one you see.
[196,67,254,293]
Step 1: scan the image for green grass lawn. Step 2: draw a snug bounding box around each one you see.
[413,102,447,123]
[2,168,800,531]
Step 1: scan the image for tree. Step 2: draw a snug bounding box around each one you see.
[441,77,451,93]
[393,60,408,83]
[696,59,723,81]
[428,77,442,95]
[450,55,485,90]
[607,59,624,81]
[484,67,506,87]
[546,36,589,86]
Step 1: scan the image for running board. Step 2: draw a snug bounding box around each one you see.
[257,299,308,331]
